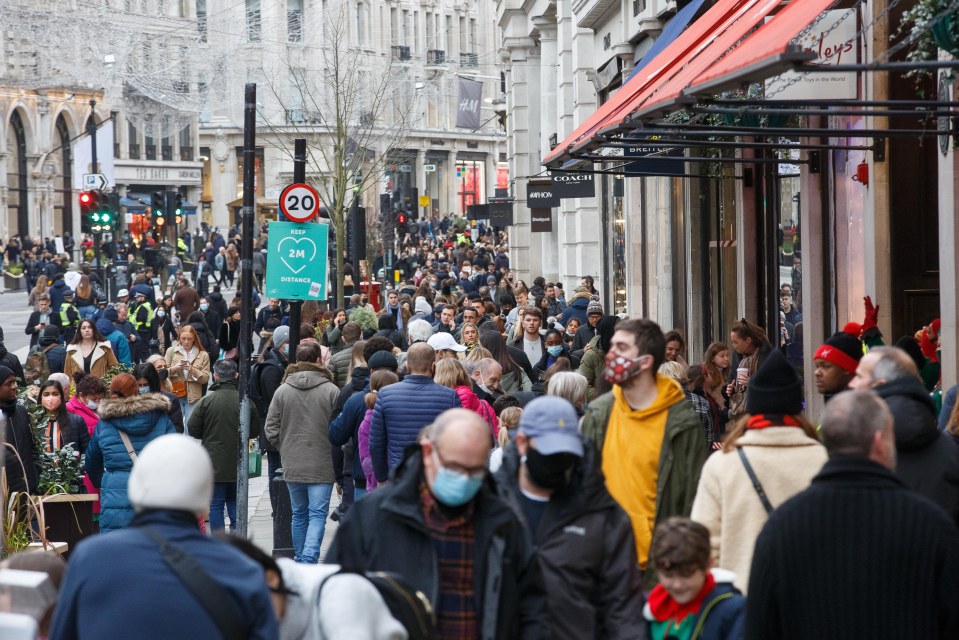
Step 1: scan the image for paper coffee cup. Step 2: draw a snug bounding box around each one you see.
[736,367,749,385]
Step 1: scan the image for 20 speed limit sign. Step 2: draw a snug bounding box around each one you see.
[279,183,320,223]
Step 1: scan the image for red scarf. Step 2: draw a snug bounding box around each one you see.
[746,414,801,429]
[648,571,716,622]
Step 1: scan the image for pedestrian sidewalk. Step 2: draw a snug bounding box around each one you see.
[246,475,342,561]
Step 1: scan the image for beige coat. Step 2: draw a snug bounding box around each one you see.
[690,427,827,593]
[64,340,119,380]
[165,344,211,404]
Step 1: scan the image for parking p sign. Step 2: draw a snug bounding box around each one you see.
[265,221,329,300]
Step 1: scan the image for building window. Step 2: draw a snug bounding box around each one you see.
[391,8,398,45]
[161,116,173,161]
[144,115,156,160]
[355,3,366,47]
[7,111,28,236]
[288,0,303,42]
[197,0,207,42]
[179,124,193,161]
[56,115,72,236]
[413,10,420,51]
[128,120,140,159]
[459,16,466,52]
[402,10,409,46]
[246,0,261,42]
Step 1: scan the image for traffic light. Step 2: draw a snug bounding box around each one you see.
[151,191,165,226]
[81,190,111,233]
[396,212,407,226]
[80,191,95,233]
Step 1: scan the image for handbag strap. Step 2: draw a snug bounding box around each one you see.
[118,430,138,462]
[140,526,247,640]
[737,447,774,514]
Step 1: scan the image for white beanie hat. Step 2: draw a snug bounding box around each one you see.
[128,434,213,515]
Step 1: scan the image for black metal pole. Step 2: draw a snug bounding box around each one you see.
[287,138,306,364]
[88,100,104,283]
[237,83,256,536]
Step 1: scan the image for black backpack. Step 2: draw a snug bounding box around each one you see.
[249,359,283,417]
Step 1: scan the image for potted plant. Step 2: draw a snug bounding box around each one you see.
[20,386,101,556]
[3,262,25,291]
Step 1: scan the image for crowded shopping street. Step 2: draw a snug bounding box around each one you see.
[5,0,959,638]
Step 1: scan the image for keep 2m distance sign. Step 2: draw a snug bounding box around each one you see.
[279,183,320,223]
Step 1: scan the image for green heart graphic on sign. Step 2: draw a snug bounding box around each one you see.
[278,236,317,274]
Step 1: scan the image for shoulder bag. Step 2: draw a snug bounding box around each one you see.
[140,526,247,640]
[737,447,775,514]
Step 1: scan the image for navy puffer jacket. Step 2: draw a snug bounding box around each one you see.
[369,375,461,481]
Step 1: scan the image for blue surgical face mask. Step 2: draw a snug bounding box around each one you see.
[200,303,209,312]
[138,385,151,396]
[547,345,563,357]
[430,463,483,507]
[156,310,166,318]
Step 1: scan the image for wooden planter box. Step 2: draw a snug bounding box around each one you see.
[39,494,97,559]
[3,272,24,291]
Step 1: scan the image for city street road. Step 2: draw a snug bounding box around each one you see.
[0,289,35,362]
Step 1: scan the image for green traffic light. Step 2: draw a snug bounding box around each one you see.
[175,208,182,215]
[101,211,111,223]
[92,212,100,223]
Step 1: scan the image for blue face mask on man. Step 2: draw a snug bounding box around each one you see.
[430,450,484,507]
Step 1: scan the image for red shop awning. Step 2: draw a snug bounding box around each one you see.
[684,0,837,96]
[543,0,759,165]
[546,0,838,166]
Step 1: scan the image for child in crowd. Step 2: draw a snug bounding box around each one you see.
[488,405,522,472]
[645,517,744,640]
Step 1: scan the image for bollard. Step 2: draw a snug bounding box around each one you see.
[271,468,294,558]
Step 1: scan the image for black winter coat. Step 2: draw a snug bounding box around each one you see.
[874,377,959,520]
[2,402,39,494]
[256,347,288,452]
[746,457,959,640]
[327,449,546,640]
[0,345,25,386]
[494,446,645,640]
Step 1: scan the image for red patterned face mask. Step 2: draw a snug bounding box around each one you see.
[603,351,646,385]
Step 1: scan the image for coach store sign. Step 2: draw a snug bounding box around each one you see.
[551,172,595,199]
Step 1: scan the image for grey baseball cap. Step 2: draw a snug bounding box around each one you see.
[518,396,583,456]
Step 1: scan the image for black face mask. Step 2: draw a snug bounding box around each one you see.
[524,447,578,490]
[158,368,169,382]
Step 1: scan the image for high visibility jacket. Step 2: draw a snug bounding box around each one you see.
[59,303,78,328]
[132,302,153,332]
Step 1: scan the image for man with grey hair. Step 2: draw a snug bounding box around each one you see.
[406,318,434,346]
[746,390,959,639]
[188,357,261,532]
[850,346,959,516]
[469,357,503,403]
[328,407,544,638]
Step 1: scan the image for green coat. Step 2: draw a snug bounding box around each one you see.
[581,390,707,589]
[576,335,604,402]
[188,378,261,482]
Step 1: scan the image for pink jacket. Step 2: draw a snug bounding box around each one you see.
[66,395,99,435]
[67,395,101,512]
[454,385,499,440]
[357,408,377,490]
